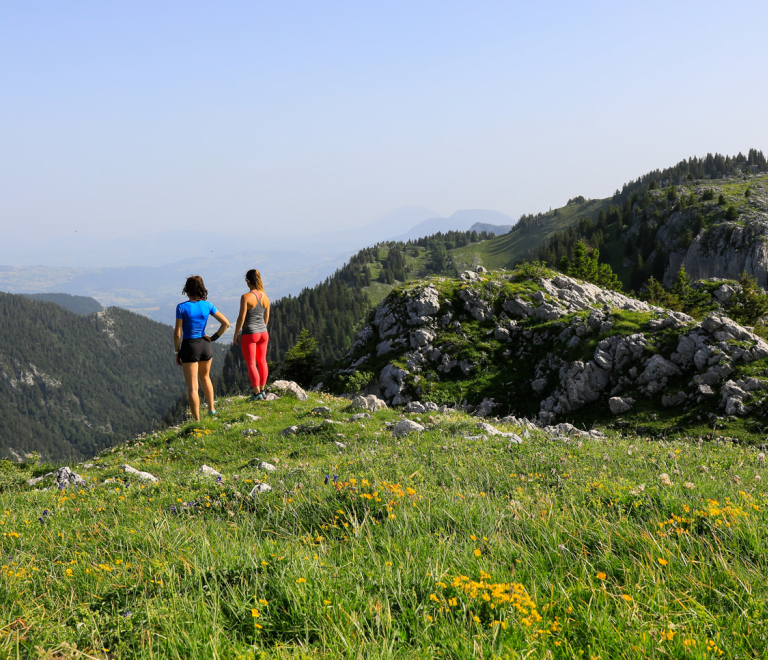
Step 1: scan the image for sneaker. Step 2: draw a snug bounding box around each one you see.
[247,393,259,402]
[208,410,217,416]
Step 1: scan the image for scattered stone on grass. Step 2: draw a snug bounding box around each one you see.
[121,465,158,482]
[249,483,272,496]
[475,422,523,443]
[257,462,276,472]
[349,394,388,412]
[393,419,425,437]
[200,465,222,477]
[28,472,54,486]
[312,406,332,415]
[52,467,85,489]
[473,398,498,418]
[499,415,537,430]
[269,380,309,400]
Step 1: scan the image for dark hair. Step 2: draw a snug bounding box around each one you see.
[182,275,208,300]
[245,269,264,292]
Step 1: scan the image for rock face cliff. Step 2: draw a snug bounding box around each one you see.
[327,266,768,433]
[630,175,768,287]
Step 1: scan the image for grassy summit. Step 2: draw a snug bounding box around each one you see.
[1,393,766,657]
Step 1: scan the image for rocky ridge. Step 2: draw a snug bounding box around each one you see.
[329,267,768,427]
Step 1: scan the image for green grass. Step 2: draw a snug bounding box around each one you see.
[2,394,768,658]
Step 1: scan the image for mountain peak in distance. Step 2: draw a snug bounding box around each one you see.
[390,209,515,242]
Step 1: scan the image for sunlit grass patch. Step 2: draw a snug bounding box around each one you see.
[1,394,768,657]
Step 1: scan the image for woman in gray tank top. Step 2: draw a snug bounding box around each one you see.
[233,269,270,401]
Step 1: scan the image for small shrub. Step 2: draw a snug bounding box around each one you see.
[730,272,768,326]
[278,329,320,387]
[337,370,374,394]
[513,261,550,281]
[725,206,739,221]
[701,188,715,201]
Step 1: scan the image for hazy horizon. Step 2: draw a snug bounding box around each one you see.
[3,1,768,254]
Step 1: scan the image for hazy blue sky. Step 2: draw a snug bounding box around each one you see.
[2,1,767,243]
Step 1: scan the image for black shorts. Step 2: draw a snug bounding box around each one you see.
[179,338,213,363]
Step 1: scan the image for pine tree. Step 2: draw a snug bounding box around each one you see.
[664,266,711,316]
[278,329,320,387]
[630,255,646,291]
[730,272,768,326]
[641,277,681,310]
[565,241,621,291]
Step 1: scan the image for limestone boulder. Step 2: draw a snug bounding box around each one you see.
[270,380,308,401]
[393,419,425,437]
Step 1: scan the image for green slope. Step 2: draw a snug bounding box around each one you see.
[1,393,766,656]
[451,198,611,271]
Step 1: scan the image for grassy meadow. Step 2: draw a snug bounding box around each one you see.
[2,393,768,658]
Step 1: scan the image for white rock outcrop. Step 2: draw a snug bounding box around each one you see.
[335,268,768,422]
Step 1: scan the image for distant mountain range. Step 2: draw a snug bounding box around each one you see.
[0,207,516,329]
[390,209,515,242]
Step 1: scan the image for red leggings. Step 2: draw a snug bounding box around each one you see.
[240,332,269,388]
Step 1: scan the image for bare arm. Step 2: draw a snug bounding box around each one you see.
[233,295,248,345]
[174,319,183,366]
[207,310,230,341]
[263,294,270,326]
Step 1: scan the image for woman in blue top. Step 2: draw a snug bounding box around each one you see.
[174,275,230,420]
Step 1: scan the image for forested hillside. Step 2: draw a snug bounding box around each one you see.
[0,293,222,460]
[454,149,768,284]
[527,170,768,294]
[21,292,104,315]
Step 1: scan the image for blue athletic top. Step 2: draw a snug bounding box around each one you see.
[176,300,218,340]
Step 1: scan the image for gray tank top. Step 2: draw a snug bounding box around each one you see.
[242,292,268,335]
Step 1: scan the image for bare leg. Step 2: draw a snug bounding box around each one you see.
[182,362,200,420]
[198,359,215,412]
